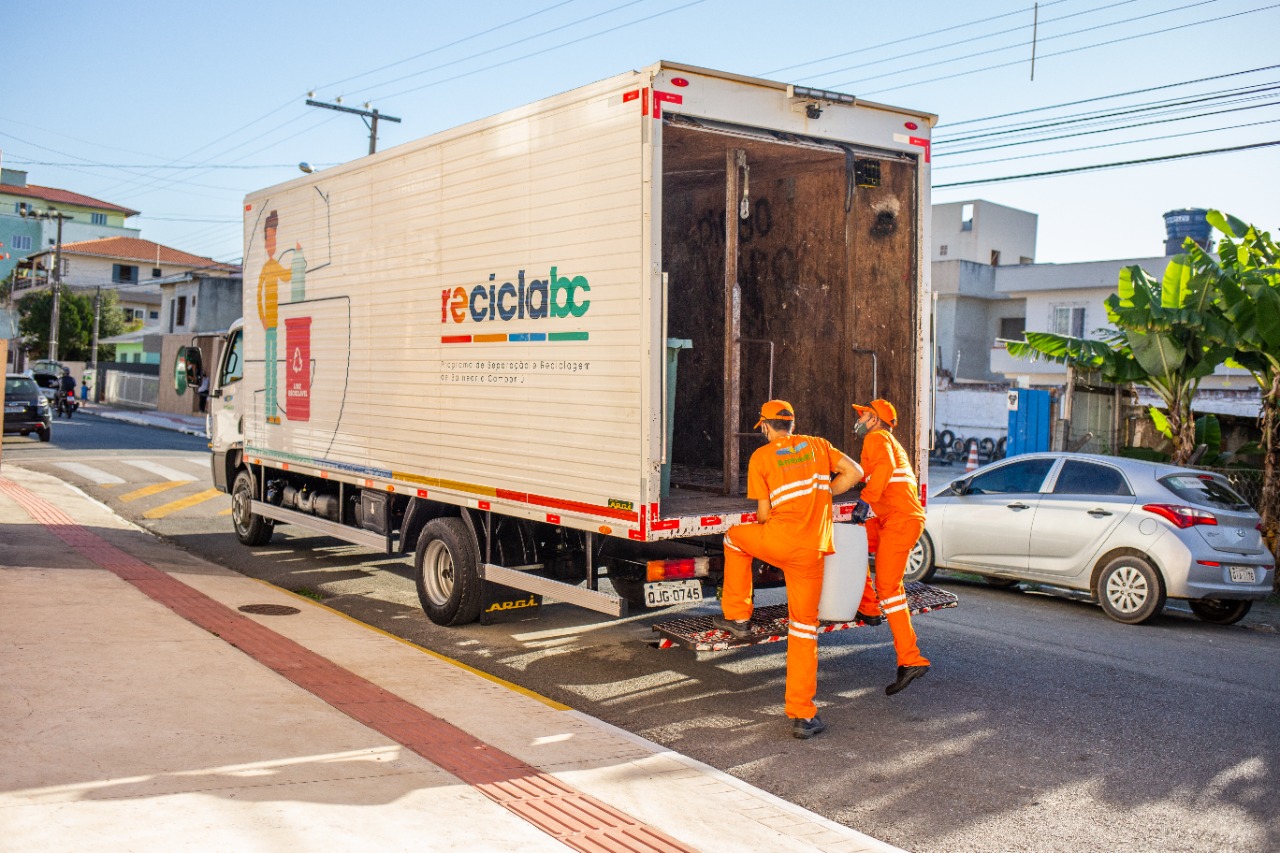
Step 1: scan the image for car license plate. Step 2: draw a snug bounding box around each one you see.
[4,403,23,413]
[645,579,703,607]
[1229,566,1256,584]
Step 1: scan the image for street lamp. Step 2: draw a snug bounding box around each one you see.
[19,206,73,362]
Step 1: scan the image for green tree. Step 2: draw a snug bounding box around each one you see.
[1006,256,1233,465]
[1196,211,1280,557]
[17,287,129,362]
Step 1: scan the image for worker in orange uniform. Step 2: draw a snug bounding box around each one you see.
[850,399,931,695]
[714,400,863,739]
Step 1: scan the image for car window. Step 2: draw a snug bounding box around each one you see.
[1160,474,1251,511]
[965,458,1055,495]
[220,330,243,385]
[6,377,38,396]
[1052,460,1133,496]
[33,373,58,389]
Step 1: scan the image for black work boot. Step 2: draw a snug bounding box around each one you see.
[855,610,883,626]
[711,614,753,639]
[792,715,827,739]
[885,664,930,695]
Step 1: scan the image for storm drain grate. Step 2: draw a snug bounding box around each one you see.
[238,603,301,616]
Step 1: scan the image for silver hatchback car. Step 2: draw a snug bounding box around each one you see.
[909,453,1275,625]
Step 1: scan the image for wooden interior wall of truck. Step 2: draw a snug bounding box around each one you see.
[660,121,919,504]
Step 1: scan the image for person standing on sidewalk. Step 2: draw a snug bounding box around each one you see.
[851,399,931,695]
[714,400,863,739]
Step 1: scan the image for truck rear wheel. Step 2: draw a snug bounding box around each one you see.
[415,517,483,626]
[232,469,273,546]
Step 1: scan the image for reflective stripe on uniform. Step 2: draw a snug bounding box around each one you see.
[723,534,746,553]
[769,473,829,503]
[888,467,917,485]
[771,479,832,508]
[884,602,909,615]
[789,626,818,641]
[881,593,907,607]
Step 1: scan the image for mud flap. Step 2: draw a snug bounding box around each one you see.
[652,581,958,651]
[479,582,543,625]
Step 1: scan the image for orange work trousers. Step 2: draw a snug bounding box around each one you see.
[723,522,824,720]
[860,515,930,668]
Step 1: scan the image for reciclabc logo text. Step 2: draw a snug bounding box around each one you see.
[441,267,590,325]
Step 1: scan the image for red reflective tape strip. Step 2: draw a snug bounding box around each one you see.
[623,88,640,103]
[546,514,560,524]
[478,500,491,510]
[416,489,428,498]
[652,519,680,531]
[700,516,722,526]
[740,512,757,523]
[495,488,528,502]
[523,492,638,522]
[655,91,682,104]
[441,335,472,344]
[909,136,931,163]
[641,86,649,117]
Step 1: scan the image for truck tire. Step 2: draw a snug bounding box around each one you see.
[415,517,483,626]
[231,469,273,546]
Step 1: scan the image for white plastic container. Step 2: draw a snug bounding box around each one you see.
[819,523,869,622]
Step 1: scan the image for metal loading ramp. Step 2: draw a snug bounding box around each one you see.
[652,582,958,651]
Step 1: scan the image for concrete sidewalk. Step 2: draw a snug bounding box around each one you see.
[82,402,208,437]
[0,464,898,853]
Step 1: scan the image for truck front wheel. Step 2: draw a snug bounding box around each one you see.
[415,517,482,626]
[232,469,273,546]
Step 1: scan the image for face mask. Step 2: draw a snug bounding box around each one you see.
[853,420,870,438]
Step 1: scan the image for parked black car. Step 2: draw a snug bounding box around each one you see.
[4,374,52,441]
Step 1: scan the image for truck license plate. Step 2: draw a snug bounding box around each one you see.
[645,579,703,607]
[1229,566,1256,584]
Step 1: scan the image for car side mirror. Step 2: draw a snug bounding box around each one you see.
[954,478,971,496]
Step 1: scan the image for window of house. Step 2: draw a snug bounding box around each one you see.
[152,267,162,278]
[939,244,948,256]
[1053,306,1086,338]
[11,234,32,251]
[91,213,107,226]
[1020,256,1033,265]
[149,310,159,320]
[961,203,974,231]
[175,296,187,327]
[999,317,1026,340]
[112,264,138,284]
[15,202,29,214]
[990,250,1001,266]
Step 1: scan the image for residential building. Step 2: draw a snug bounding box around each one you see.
[1,168,140,284]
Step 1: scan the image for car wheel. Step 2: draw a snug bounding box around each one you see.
[983,577,1020,589]
[37,427,50,442]
[231,469,273,546]
[1188,599,1252,625]
[415,517,482,626]
[1096,554,1165,624]
[904,531,937,583]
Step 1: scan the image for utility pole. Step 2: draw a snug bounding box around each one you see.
[90,286,102,400]
[19,207,73,362]
[305,97,402,155]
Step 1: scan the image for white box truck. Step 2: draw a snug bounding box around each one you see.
[199,61,936,627]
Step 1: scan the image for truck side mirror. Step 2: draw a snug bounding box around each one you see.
[174,346,204,394]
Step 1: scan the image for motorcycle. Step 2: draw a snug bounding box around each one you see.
[57,389,79,419]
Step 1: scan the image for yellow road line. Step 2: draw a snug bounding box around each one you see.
[217,507,233,516]
[120,480,192,503]
[144,487,226,519]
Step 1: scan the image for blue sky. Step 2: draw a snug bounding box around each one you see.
[5,0,1277,265]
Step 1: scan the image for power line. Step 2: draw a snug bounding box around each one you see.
[932,139,1280,187]
[824,0,1219,90]
[937,62,1280,128]
[935,81,1280,143]
[937,98,1280,156]
[859,2,1280,96]
[759,0,1076,77]
[932,117,1280,169]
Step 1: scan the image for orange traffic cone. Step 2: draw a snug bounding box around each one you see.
[965,442,979,473]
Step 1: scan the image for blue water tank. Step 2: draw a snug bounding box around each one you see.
[1163,208,1212,255]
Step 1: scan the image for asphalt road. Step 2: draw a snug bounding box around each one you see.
[10,413,1280,852]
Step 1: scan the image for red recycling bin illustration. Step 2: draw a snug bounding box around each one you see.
[284,316,312,422]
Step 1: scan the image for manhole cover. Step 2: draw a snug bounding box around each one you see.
[238,604,301,616]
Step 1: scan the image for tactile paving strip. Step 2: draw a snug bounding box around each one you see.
[653,582,958,651]
[0,476,698,853]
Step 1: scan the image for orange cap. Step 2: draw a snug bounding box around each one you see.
[852,399,898,426]
[754,399,795,428]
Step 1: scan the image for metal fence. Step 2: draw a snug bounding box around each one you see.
[103,372,159,409]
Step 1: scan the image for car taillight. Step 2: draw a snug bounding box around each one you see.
[646,557,710,582]
[1142,503,1218,529]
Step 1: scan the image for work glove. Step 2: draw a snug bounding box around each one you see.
[851,500,871,524]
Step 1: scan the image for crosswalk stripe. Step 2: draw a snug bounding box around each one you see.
[53,462,125,485]
[143,488,226,519]
[123,460,197,482]
[181,456,212,471]
[120,481,190,503]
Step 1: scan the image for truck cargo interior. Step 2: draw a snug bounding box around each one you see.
[659,117,921,517]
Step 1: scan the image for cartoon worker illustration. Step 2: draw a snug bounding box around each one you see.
[256,210,304,424]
